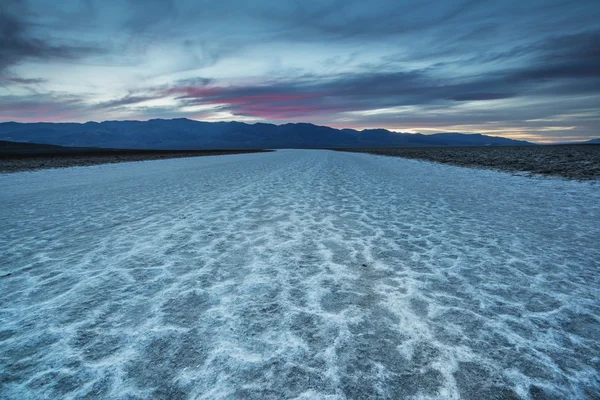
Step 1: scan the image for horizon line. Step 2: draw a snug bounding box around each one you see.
[1,117,598,144]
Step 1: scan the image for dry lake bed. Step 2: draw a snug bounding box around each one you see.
[1,150,599,399]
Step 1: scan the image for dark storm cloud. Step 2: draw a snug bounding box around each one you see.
[0,0,103,74]
[512,30,600,82]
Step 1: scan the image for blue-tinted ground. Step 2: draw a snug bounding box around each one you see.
[1,150,599,399]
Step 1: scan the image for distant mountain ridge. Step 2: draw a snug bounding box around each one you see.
[0,118,533,149]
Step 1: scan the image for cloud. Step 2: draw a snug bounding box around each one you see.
[156,68,523,121]
[0,75,46,85]
[451,93,515,101]
[95,95,164,109]
[123,0,178,33]
[270,0,484,41]
[88,26,597,122]
[511,30,600,82]
[7,77,46,84]
[0,93,87,122]
[0,1,104,74]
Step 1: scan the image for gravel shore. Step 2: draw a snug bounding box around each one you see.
[0,147,272,173]
[335,145,600,180]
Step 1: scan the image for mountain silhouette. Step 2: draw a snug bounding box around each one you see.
[0,119,533,149]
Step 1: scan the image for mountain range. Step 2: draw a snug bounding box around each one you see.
[0,119,535,149]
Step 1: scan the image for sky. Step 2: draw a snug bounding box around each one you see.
[1,0,599,143]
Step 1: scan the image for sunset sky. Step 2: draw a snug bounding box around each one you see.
[1,0,599,143]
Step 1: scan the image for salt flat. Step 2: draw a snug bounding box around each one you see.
[1,150,599,399]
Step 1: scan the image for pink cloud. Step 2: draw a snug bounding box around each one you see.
[165,84,355,120]
[0,102,83,123]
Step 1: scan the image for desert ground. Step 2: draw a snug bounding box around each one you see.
[0,141,271,173]
[335,145,600,180]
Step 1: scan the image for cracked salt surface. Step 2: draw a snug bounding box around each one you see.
[1,150,599,399]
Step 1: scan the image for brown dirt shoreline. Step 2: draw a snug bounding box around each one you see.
[334,145,600,180]
[0,145,272,173]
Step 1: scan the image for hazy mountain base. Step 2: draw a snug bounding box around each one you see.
[0,119,532,149]
[335,145,600,180]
